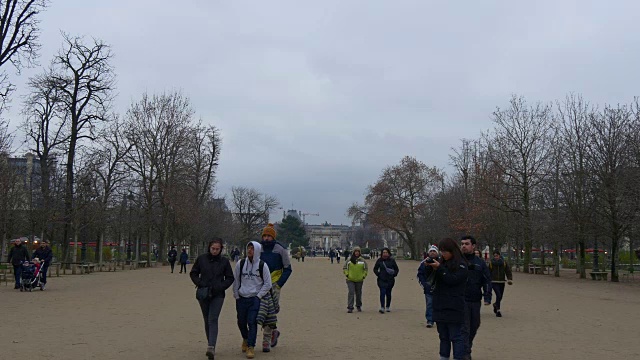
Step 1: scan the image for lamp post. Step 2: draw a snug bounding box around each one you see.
[128,192,134,262]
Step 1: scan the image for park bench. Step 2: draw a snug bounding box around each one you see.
[48,262,61,277]
[590,271,608,281]
[137,261,149,268]
[528,264,543,274]
[541,264,555,275]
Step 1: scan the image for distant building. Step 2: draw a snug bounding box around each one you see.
[5,153,45,210]
[306,222,350,250]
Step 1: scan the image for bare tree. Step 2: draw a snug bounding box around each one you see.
[124,91,195,264]
[48,34,115,261]
[231,186,279,246]
[21,71,67,242]
[484,95,555,272]
[350,156,445,260]
[556,94,596,278]
[586,104,638,282]
[0,0,47,104]
[87,117,132,265]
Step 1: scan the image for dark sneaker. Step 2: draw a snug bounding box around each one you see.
[357,307,362,312]
[206,346,215,359]
[347,308,353,313]
[426,322,434,328]
[493,303,498,314]
[270,329,280,347]
[262,341,270,353]
[496,311,502,317]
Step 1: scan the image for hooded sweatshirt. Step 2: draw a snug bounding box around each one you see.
[233,241,272,299]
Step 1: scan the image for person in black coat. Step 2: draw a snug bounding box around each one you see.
[424,238,469,360]
[8,239,31,289]
[168,246,178,273]
[32,240,53,289]
[190,238,235,359]
[179,248,189,273]
[373,247,400,313]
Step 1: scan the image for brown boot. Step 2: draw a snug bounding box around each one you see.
[241,339,248,353]
[246,347,255,359]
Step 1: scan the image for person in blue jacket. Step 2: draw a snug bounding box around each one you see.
[179,248,189,273]
[417,245,440,327]
[424,238,469,360]
[259,223,292,353]
[460,236,492,360]
[32,240,53,290]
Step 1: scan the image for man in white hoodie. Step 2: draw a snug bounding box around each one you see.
[233,241,272,359]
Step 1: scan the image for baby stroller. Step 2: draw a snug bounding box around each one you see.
[20,260,43,292]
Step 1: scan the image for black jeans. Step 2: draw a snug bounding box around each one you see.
[492,283,506,310]
[378,285,392,308]
[169,261,176,272]
[437,321,464,359]
[462,301,481,356]
[199,296,225,347]
[13,265,22,288]
[180,263,187,273]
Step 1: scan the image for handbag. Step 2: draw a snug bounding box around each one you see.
[196,287,211,301]
[383,261,395,276]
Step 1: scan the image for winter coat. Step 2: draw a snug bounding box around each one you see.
[464,254,492,303]
[32,247,53,265]
[373,257,399,289]
[260,240,292,288]
[429,258,469,324]
[168,249,178,262]
[189,251,235,298]
[343,256,368,282]
[417,258,436,295]
[489,257,513,283]
[8,245,30,266]
[233,241,272,299]
[179,251,189,264]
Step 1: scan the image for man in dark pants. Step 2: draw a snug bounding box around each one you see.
[32,240,53,290]
[168,246,178,273]
[460,236,492,360]
[8,239,30,289]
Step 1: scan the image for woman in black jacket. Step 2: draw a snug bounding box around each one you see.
[424,238,469,360]
[373,247,400,313]
[190,238,235,359]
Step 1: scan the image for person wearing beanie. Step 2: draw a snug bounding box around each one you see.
[417,245,440,327]
[343,246,368,313]
[259,223,292,353]
[489,250,513,318]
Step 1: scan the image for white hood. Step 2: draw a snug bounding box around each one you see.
[233,241,272,299]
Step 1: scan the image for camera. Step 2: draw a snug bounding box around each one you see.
[424,257,435,263]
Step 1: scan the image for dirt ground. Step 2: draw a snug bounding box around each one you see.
[2,257,639,360]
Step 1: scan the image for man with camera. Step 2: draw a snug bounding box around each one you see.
[460,236,492,360]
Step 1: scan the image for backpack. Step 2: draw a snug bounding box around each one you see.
[238,258,265,289]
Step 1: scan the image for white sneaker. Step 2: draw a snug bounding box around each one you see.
[385,307,391,312]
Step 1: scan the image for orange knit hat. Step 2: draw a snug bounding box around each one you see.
[262,223,277,239]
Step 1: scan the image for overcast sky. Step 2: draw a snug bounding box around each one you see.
[7,0,640,225]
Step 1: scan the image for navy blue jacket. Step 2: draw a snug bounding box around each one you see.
[373,257,399,289]
[464,254,492,304]
[179,251,189,264]
[417,259,435,295]
[429,259,469,323]
[32,247,53,265]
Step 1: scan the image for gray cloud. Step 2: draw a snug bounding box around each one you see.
[8,0,640,224]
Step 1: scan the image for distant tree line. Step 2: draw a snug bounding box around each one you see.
[350,94,640,282]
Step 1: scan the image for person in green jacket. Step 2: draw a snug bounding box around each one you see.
[343,246,368,313]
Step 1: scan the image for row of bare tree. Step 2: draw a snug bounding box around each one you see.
[351,94,640,282]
